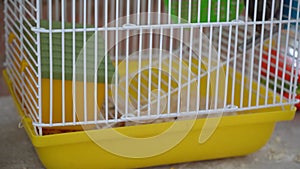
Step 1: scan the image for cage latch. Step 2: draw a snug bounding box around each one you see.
[122,23,137,29]
[225,104,238,111]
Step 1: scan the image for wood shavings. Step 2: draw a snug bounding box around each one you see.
[294,154,300,163]
[239,163,246,168]
[269,147,276,154]
[275,136,281,143]
[267,146,287,162]
[268,152,286,161]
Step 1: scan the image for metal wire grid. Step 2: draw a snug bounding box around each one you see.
[211,24,298,107]
[4,0,39,123]
[4,0,300,135]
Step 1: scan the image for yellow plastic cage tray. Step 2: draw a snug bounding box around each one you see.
[3,67,296,169]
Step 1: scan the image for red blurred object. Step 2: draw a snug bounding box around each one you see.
[283,92,300,109]
[262,49,300,110]
[296,95,300,110]
[261,49,300,83]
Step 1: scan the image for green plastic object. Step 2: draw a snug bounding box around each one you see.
[23,20,115,83]
[164,0,244,23]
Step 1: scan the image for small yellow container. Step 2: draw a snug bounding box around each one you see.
[3,66,296,169]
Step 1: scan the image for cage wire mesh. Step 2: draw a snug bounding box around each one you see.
[4,0,300,135]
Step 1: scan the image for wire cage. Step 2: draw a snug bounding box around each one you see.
[3,0,300,168]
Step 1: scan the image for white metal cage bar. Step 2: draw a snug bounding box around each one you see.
[4,0,300,136]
